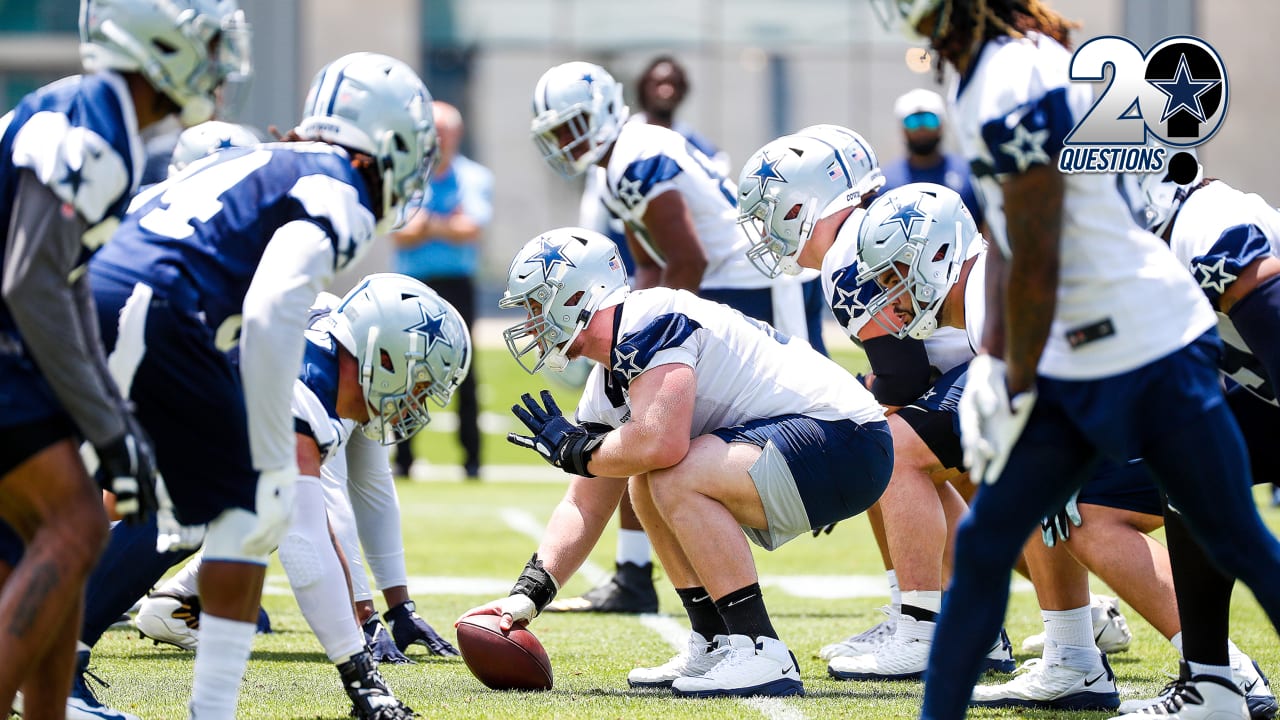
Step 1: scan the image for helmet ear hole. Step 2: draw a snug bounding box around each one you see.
[563,290,585,308]
[380,349,395,373]
[784,203,802,221]
[394,134,408,153]
[152,38,178,55]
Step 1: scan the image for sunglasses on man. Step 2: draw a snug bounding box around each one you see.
[903,111,940,131]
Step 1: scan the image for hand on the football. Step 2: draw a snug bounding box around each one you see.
[1041,491,1083,548]
[362,614,413,665]
[457,594,537,632]
[95,416,159,525]
[507,390,604,477]
[386,600,460,656]
[240,467,298,557]
[958,355,1037,485]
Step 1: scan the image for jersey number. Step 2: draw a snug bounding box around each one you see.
[137,150,271,239]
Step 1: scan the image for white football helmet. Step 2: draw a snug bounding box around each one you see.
[297,52,437,228]
[1139,148,1203,237]
[500,227,630,374]
[870,0,944,36]
[80,0,252,127]
[327,274,471,445]
[167,120,259,177]
[530,62,630,178]
[856,182,978,340]
[737,125,884,278]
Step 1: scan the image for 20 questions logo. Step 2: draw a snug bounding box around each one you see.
[1059,35,1228,178]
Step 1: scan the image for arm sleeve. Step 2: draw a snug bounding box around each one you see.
[863,335,933,407]
[240,220,335,471]
[345,431,408,590]
[320,448,374,602]
[2,170,127,446]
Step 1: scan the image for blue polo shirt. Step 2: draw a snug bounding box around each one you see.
[395,154,494,280]
[881,154,985,229]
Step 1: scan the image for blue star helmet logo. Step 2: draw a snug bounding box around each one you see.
[215,135,237,150]
[749,152,787,195]
[523,235,577,279]
[581,73,594,85]
[404,304,454,356]
[1150,53,1220,124]
[880,197,929,238]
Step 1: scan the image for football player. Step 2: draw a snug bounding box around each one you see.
[0,0,247,715]
[72,52,436,720]
[1108,154,1280,719]
[139,276,467,716]
[531,61,829,618]
[874,3,1280,719]
[461,227,892,698]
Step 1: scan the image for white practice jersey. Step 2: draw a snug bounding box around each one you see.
[601,121,768,290]
[1169,180,1280,404]
[950,32,1215,380]
[820,209,974,375]
[575,288,884,434]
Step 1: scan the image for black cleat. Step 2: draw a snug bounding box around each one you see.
[544,561,658,613]
[338,650,416,719]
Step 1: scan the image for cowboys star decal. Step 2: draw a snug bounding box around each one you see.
[880,196,929,238]
[1150,53,1219,124]
[404,304,453,356]
[749,152,787,195]
[999,123,1051,173]
[612,346,644,382]
[1194,256,1237,295]
[523,235,577,279]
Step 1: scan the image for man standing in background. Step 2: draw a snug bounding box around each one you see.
[881,89,985,230]
[391,101,493,480]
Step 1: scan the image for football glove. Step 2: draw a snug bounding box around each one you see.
[385,600,459,656]
[362,614,412,665]
[154,474,205,553]
[240,467,298,557]
[458,594,539,632]
[94,416,159,526]
[958,355,1037,485]
[1041,491,1083,548]
[507,391,606,477]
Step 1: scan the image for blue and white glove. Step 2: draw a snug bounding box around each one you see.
[94,416,159,526]
[1041,491,1083,548]
[386,600,460,656]
[362,613,413,665]
[507,391,605,477]
[958,354,1037,485]
[241,467,298,557]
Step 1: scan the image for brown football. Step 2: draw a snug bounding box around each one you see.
[456,614,553,691]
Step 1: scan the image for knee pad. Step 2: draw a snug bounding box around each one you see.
[278,532,325,589]
[203,508,267,565]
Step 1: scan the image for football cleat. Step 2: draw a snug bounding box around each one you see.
[817,605,899,660]
[628,631,729,688]
[1109,662,1248,719]
[1024,594,1132,655]
[1119,658,1275,720]
[671,635,804,699]
[63,650,142,720]
[544,561,658,614]
[134,591,200,651]
[827,614,933,681]
[338,650,417,720]
[984,628,1018,674]
[971,643,1120,711]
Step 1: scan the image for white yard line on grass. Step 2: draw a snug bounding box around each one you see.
[500,507,810,720]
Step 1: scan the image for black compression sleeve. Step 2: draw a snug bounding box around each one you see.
[863,335,932,406]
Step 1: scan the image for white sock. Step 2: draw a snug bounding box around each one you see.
[1171,631,1183,654]
[886,570,901,609]
[1042,605,1095,656]
[900,590,941,615]
[1189,661,1234,683]
[189,614,255,720]
[616,529,652,567]
[160,552,203,597]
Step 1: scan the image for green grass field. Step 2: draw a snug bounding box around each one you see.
[85,347,1280,719]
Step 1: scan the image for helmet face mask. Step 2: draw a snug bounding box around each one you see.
[530,62,629,178]
[856,183,977,340]
[501,228,630,374]
[297,52,437,226]
[328,274,471,446]
[80,0,253,126]
[1138,148,1203,237]
[737,126,883,279]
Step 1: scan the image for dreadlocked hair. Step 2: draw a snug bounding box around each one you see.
[272,127,387,221]
[932,0,1079,74]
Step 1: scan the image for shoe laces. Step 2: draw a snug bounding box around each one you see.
[841,607,898,645]
[700,644,758,678]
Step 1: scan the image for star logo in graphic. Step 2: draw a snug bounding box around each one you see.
[403,304,453,356]
[830,267,872,326]
[581,72,595,85]
[522,235,576,279]
[617,177,646,209]
[1150,53,1220,124]
[612,346,644,382]
[59,164,85,196]
[998,123,1051,173]
[749,152,787,195]
[1194,256,1237,295]
[880,196,930,238]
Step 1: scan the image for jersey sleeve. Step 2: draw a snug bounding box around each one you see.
[612,152,684,218]
[291,377,344,462]
[970,41,1076,179]
[1188,224,1273,305]
[286,170,378,273]
[610,312,700,389]
[10,111,130,226]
